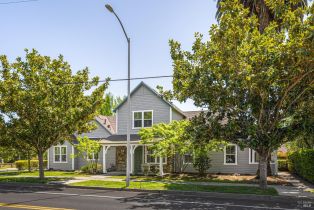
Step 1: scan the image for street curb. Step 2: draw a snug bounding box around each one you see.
[1,182,313,202]
[64,185,314,202]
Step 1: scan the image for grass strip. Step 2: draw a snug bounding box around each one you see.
[70,180,278,196]
[0,176,69,184]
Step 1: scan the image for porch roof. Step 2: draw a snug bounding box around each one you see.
[99,134,142,145]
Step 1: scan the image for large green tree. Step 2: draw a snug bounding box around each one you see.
[0,49,108,179]
[98,93,123,116]
[216,0,308,32]
[169,1,313,188]
[139,114,226,175]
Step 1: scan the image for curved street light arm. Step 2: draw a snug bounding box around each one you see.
[112,11,130,42]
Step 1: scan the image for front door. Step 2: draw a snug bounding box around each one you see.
[116,146,126,171]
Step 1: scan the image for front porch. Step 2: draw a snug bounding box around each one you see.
[100,139,168,176]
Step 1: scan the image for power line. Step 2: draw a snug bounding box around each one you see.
[0,0,39,5]
[59,75,173,85]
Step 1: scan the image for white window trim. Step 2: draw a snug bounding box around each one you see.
[169,107,172,122]
[116,109,119,133]
[224,144,237,165]
[144,146,166,164]
[183,153,193,164]
[86,152,99,161]
[53,146,67,163]
[249,148,259,164]
[132,110,154,129]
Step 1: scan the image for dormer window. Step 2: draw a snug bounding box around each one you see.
[133,110,153,128]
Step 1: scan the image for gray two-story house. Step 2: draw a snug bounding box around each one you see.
[47,82,278,175]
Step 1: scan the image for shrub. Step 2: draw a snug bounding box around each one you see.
[193,152,211,176]
[277,151,287,159]
[15,160,48,170]
[278,159,288,171]
[288,149,314,183]
[80,163,102,174]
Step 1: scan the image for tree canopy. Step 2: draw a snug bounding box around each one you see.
[0,49,108,179]
[139,114,226,174]
[169,1,313,188]
[98,93,123,116]
[216,0,308,32]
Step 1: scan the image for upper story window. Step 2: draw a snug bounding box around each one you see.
[224,144,237,165]
[249,149,259,164]
[54,146,67,163]
[133,110,153,129]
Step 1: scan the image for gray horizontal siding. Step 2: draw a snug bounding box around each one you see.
[179,147,277,175]
[76,120,111,139]
[172,108,184,121]
[75,146,116,171]
[117,85,173,134]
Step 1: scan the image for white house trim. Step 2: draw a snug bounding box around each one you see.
[53,145,68,163]
[71,145,74,170]
[47,149,49,169]
[169,107,172,122]
[102,145,111,173]
[132,110,154,129]
[144,146,167,165]
[116,109,118,133]
[223,144,238,165]
[249,148,259,164]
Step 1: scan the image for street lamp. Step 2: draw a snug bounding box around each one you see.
[105,3,131,187]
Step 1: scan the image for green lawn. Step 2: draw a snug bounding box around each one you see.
[0,176,69,184]
[108,175,287,185]
[0,170,88,177]
[306,189,314,194]
[70,180,278,196]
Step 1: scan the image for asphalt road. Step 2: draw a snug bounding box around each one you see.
[0,184,312,210]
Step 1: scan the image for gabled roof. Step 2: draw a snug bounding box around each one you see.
[183,111,203,119]
[95,116,116,135]
[113,81,186,117]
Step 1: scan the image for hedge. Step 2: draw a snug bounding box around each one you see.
[15,160,48,171]
[288,149,314,183]
[80,163,102,174]
[278,159,288,171]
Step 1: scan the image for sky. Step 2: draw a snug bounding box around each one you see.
[0,0,218,111]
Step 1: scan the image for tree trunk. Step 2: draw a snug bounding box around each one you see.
[259,155,268,189]
[38,150,45,180]
[256,154,272,178]
[258,0,271,33]
[27,151,31,172]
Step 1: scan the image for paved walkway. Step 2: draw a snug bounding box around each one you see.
[274,172,314,199]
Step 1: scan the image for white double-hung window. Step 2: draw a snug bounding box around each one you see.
[133,110,153,128]
[183,153,193,164]
[87,152,99,161]
[54,146,67,163]
[249,149,260,164]
[224,144,237,165]
[144,146,166,164]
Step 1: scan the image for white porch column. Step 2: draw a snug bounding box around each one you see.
[159,156,164,177]
[47,149,49,170]
[102,145,110,174]
[71,146,75,171]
